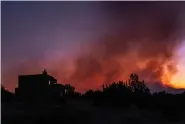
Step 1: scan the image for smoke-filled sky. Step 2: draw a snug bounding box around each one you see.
[2,1,185,93]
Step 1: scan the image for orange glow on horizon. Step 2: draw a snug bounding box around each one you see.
[161,65,185,89]
[161,43,185,89]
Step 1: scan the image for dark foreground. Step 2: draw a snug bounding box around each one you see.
[2,73,185,124]
[2,99,185,124]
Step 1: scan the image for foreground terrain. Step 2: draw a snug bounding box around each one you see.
[2,99,185,124]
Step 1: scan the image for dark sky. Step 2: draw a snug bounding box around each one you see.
[2,2,185,92]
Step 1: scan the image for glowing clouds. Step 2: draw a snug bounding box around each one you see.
[2,2,185,92]
[166,43,185,88]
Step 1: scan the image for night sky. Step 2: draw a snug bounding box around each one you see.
[2,2,185,93]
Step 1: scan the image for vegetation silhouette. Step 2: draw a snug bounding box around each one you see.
[1,72,185,124]
[1,85,14,103]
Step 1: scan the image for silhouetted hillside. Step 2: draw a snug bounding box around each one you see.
[1,73,185,124]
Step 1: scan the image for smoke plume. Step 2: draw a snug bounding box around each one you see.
[2,2,185,92]
[59,2,185,92]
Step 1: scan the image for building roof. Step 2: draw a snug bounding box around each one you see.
[18,70,57,82]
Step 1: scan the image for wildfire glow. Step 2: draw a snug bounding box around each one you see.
[162,43,185,89]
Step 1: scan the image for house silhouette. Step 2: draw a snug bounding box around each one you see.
[15,70,65,102]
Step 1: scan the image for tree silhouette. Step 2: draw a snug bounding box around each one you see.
[128,73,150,94]
[64,84,75,97]
[1,85,14,102]
[1,84,6,92]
